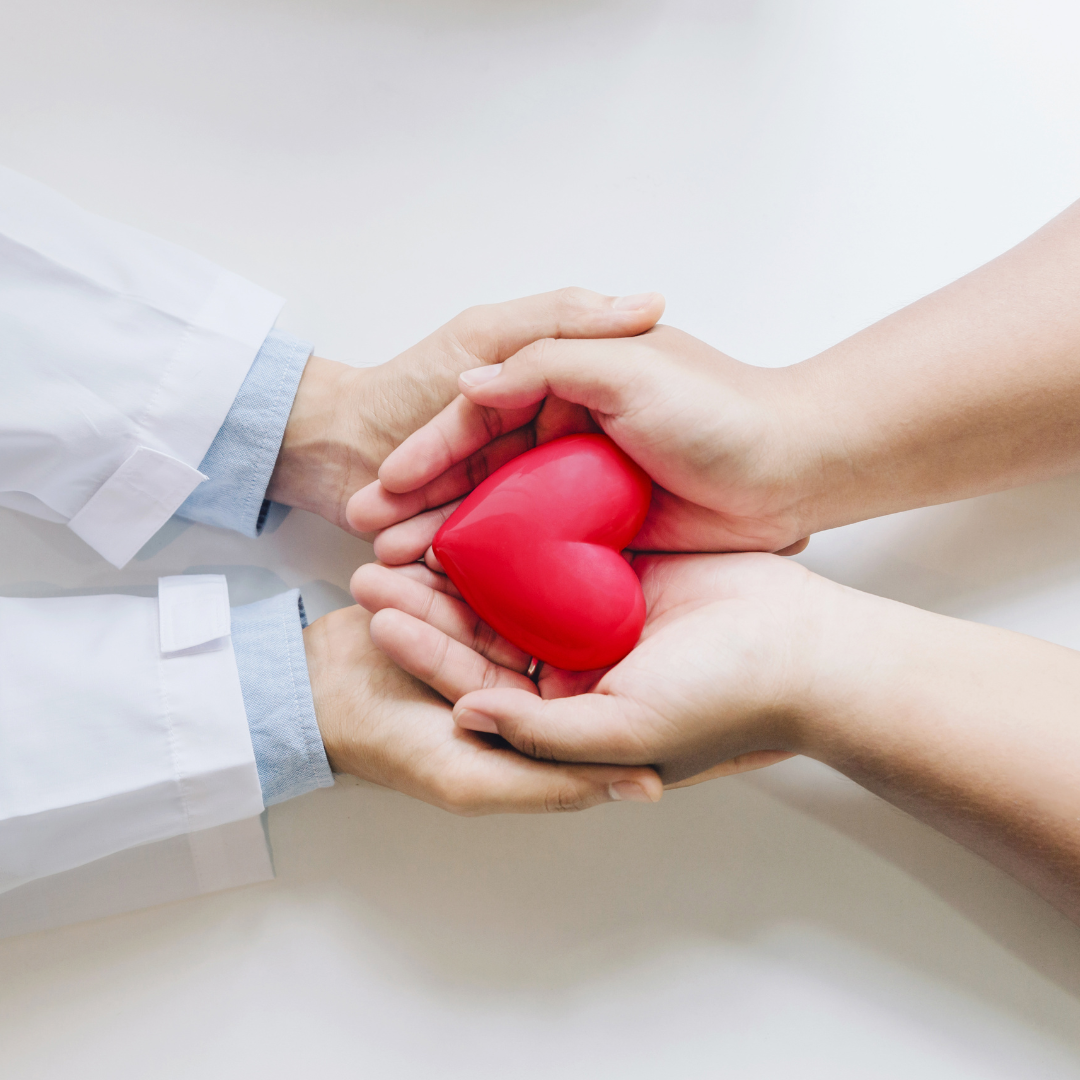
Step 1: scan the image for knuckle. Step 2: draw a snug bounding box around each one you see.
[418,582,439,623]
[478,406,505,443]
[543,783,590,814]
[479,659,504,691]
[425,630,453,683]
[513,727,558,763]
[470,617,499,659]
[552,285,589,310]
[445,305,496,362]
[513,337,551,367]
[453,302,488,329]
[435,775,486,816]
[462,450,488,492]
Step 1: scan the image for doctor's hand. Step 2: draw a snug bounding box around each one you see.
[264,289,665,535]
[350,553,813,786]
[301,603,663,814]
[346,325,819,561]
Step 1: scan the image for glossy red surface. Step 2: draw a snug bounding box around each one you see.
[432,433,653,671]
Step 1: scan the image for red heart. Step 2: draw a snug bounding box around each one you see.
[432,433,653,671]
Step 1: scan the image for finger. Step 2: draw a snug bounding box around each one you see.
[347,480,427,535]
[455,332,661,416]
[371,500,463,564]
[378,395,540,495]
[453,688,649,766]
[378,288,663,494]
[448,287,666,366]
[381,561,463,599]
[354,564,529,671]
[537,664,613,700]
[664,751,796,789]
[424,547,444,573]
[374,393,597,515]
[434,738,663,815]
[775,537,810,556]
[370,608,534,702]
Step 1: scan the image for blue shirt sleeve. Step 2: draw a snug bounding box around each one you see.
[176,329,313,537]
[231,590,334,805]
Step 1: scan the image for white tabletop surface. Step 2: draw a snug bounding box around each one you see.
[4,1,1080,1076]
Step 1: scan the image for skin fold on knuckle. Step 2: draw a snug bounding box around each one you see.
[508,724,562,764]
[469,614,500,660]
[432,771,488,816]
[543,781,594,814]
[506,336,554,380]
[551,286,593,333]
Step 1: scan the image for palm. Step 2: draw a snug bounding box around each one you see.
[305,605,660,814]
[351,552,807,787]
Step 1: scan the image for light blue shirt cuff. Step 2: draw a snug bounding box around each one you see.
[176,329,313,537]
[232,589,334,806]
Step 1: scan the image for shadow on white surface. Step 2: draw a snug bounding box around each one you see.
[4,0,1080,1070]
[797,472,1080,627]
[250,769,1080,1068]
[5,478,1080,1074]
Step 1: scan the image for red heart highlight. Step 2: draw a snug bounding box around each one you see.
[432,433,653,671]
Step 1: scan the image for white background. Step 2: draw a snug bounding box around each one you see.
[3,0,1080,1075]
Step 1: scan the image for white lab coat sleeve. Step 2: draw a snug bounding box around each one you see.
[0,166,284,568]
[0,575,265,896]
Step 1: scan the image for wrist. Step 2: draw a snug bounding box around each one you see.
[792,581,948,769]
[302,615,350,776]
[267,356,374,530]
[777,575,903,758]
[760,359,861,543]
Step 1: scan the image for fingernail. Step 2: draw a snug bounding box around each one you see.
[460,363,503,387]
[455,708,500,734]
[612,292,657,312]
[608,781,653,803]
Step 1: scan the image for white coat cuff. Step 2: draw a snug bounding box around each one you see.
[0,574,265,895]
[64,270,283,568]
[67,447,208,569]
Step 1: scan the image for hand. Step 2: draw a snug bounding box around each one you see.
[355,198,1080,560]
[350,553,827,785]
[356,548,1080,924]
[302,603,663,814]
[347,325,822,563]
[265,288,666,533]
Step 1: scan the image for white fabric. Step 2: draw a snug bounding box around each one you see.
[67,447,208,569]
[0,166,284,567]
[0,816,274,939]
[158,573,232,654]
[0,575,265,897]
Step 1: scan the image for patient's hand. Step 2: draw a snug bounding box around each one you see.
[266,289,664,533]
[302,603,662,814]
[345,324,816,562]
[350,554,813,787]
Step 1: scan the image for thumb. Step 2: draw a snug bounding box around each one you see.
[457,330,660,417]
[448,287,665,364]
[454,687,658,777]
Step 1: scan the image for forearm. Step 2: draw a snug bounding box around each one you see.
[808,588,1080,920]
[791,198,1080,534]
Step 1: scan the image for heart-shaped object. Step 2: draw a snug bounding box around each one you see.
[432,433,653,671]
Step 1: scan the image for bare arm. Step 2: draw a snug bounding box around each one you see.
[807,584,1080,921]
[353,198,1080,557]
[354,553,1080,922]
[799,197,1080,531]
